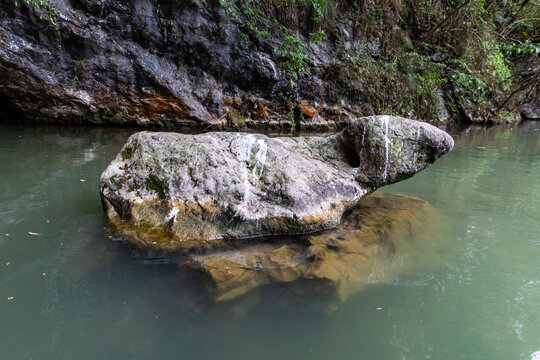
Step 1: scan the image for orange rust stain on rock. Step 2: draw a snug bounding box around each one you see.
[139,94,188,119]
[169,201,223,219]
[301,100,316,118]
[224,96,242,109]
[300,101,326,123]
[252,101,271,119]
[0,28,8,51]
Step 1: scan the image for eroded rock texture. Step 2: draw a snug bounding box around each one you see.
[100,116,454,250]
[0,0,360,128]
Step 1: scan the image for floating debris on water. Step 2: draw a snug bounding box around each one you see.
[141,258,171,265]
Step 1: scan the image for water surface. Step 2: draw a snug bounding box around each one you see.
[0,122,539,359]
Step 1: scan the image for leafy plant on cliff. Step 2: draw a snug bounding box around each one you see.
[327,49,446,120]
[220,0,335,80]
[336,0,538,122]
[15,0,58,25]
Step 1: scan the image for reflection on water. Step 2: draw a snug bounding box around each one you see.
[190,193,438,304]
[0,122,539,359]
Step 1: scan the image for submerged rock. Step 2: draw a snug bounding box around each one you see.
[100,116,453,250]
[193,192,436,302]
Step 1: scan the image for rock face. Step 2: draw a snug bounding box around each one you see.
[0,0,360,129]
[192,192,436,302]
[515,54,540,120]
[100,116,454,250]
[0,1,533,126]
[521,90,540,120]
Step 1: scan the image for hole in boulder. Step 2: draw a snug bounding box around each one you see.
[342,145,360,168]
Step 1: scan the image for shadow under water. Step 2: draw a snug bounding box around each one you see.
[127,192,440,311]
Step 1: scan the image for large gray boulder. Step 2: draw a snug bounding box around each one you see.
[100,116,454,250]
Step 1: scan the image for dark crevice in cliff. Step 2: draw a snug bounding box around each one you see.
[0,94,24,122]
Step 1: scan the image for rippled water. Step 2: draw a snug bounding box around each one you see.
[1,122,539,359]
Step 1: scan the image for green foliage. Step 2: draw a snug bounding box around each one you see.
[442,37,514,121]
[308,0,337,23]
[344,0,538,122]
[486,47,512,92]
[309,29,325,44]
[498,111,517,123]
[146,174,167,199]
[288,103,296,127]
[449,65,489,105]
[16,0,58,24]
[497,40,540,56]
[278,33,310,79]
[330,50,445,120]
[220,0,335,79]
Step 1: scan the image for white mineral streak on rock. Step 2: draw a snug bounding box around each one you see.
[362,125,366,145]
[252,139,268,180]
[163,207,179,223]
[239,135,256,163]
[251,140,268,221]
[237,135,257,216]
[358,125,367,162]
[382,115,390,181]
[209,136,219,147]
[259,53,278,78]
[414,125,422,164]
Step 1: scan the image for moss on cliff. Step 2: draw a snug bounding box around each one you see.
[222,0,539,123]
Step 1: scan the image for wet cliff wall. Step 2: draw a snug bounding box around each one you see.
[0,0,538,129]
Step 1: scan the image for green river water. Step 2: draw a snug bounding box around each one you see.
[0,121,539,360]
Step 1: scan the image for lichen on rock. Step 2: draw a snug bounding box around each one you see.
[100,115,454,250]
